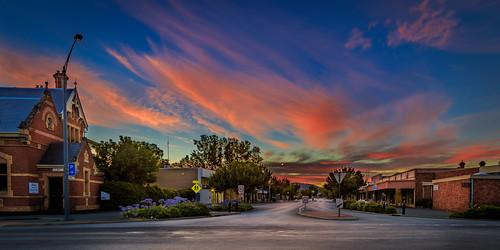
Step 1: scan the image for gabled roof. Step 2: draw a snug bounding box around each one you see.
[37,138,88,166]
[0,87,74,132]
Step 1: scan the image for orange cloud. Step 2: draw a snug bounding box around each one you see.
[444,139,500,164]
[367,152,399,159]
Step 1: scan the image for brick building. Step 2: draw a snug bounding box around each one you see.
[0,75,103,212]
[432,161,500,211]
[361,168,450,207]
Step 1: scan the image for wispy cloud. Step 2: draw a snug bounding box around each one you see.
[387,0,459,48]
[345,28,372,50]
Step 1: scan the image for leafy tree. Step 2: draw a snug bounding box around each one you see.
[209,161,271,194]
[181,135,263,169]
[94,136,163,185]
[324,167,365,198]
[301,185,320,198]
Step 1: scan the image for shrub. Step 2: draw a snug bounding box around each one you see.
[100,181,146,210]
[178,188,196,200]
[385,206,397,214]
[100,181,179,210]
[344,200,356,209]
[210,200,253,212]
[450,205,500,219]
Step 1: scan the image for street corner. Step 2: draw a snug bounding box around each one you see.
[298,210,359,221]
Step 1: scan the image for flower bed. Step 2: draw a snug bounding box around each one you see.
[120,197,210,219]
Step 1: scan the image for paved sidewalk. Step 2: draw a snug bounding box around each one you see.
[0,210,238,227]
[298,210,358,220]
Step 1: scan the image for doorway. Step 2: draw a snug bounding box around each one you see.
[48,177,63,211]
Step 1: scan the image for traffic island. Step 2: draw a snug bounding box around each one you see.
[298,210,358,220]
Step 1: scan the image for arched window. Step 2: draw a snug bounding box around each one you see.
[46,115,54,131]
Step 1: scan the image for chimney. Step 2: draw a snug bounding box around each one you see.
[458,160,465,169]
[53,70,69,88]
[479,161,486,167]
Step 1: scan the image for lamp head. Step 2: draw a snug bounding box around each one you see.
[74,34,83,41]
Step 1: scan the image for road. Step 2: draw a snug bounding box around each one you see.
[1,199,499,249]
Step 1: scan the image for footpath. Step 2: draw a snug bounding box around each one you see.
[0,210,237,227]
[297,205,451,221]
[0,204,452,227]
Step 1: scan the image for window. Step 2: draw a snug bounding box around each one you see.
[84,170,90,196]
[46,115,54,131]
[0,164,7,192]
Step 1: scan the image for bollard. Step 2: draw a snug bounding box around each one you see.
[228,201,231,213]
[402,200,406,215]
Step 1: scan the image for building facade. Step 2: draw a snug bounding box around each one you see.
[361,168,450,207]
[0,77,103,212]
[432,161,500,211]
[155,167,221,205]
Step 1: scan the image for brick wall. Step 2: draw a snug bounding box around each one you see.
[474,179,500,206]
[433,178,471,211]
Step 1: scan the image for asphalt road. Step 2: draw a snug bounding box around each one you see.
[1,199,499,250]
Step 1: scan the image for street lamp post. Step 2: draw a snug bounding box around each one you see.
[62,34,83,221]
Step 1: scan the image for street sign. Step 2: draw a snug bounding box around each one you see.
[69,163,76,176]
[192,180,202,193]
[336,198,343,209]
[101,191,110,200]
[302,196,309,203]
[238,185,244,195]
[333,172,346,183]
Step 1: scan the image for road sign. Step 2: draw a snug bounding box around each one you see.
[336,198,343,208]
[68,163,76,176]
[333,172,346,183]
[302,196,309,203]
[238,185,244,195]
[192,180,202,193]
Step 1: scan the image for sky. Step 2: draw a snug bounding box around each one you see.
[1,0,499,186]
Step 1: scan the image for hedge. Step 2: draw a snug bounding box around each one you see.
[343,200,396,214]
[449,205,500,219]
[100,181,179,210]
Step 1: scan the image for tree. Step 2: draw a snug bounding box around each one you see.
[209,161,271,195]
[181,135,263,169]
[324,167,365,199]
[94,136,163,185]
[301,185,320,198]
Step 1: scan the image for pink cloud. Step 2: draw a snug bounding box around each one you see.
[345,28,372,50]
[0,45,189,134]
[387,0,459,48]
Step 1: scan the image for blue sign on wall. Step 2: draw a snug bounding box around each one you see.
[69,163,76,176]
[374,184,377,190]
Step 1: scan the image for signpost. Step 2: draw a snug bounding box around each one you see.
[302,196,309,210]
[336,198,343,217]
[192,180,201,202]
[238,185,244,201]
[333,172,347,217]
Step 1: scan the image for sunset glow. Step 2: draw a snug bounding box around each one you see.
[1,0,499,185]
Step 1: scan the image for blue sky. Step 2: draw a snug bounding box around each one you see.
[1,0,499,185]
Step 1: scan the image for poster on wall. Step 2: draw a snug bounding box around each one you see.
[29,182,39,194]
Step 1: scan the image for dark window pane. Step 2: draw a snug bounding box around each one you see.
[0,164,6,174]
[0,175,7,190]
